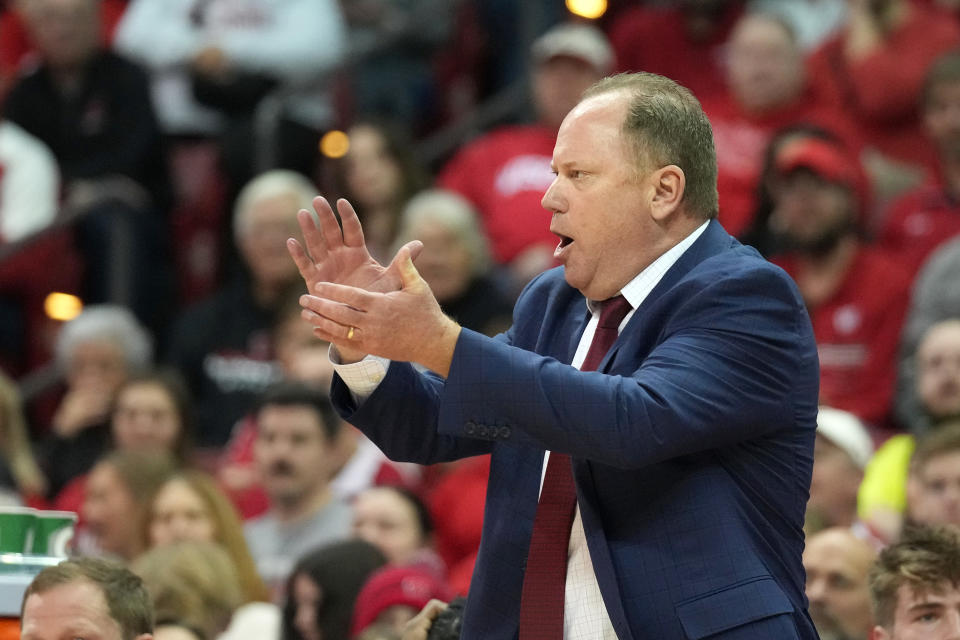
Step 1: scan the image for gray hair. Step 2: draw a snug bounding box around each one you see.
[55,304,153,374]
[394,189,491,276]
[232,169,317,241]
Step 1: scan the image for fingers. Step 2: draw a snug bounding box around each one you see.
[300,294,366,329]
[337,198,367,248]
[388,241,426,291]
[312,282,377,309]
[297,205,329,264]
[401,599,448,640]
[301,307,356,343]
[314,195,346,253]
[287,237,316,282]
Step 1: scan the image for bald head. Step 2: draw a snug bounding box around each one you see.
[804,528,877,640]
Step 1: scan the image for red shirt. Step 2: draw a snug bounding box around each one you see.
[880,182,960,277]
[775,246,911,426]
[608,3,744,103]
[703,90,858,237]
[438,125,557,264]
[806,4,960,171]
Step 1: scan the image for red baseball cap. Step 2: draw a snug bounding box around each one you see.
[351,565,453,636]
[774,136,870,218]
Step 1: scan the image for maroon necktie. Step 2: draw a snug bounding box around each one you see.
[518,294,633,639]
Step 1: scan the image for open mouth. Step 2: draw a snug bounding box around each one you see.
[554,233,574,260]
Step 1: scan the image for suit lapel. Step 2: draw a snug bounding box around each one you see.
[597,220,735,372]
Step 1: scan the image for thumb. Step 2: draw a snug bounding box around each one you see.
[396,244,425,290]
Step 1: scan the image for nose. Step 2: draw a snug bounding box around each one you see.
[805,577,826,604]
[944,609,960,639]
[541,176,564,213]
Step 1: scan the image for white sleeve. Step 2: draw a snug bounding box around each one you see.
[0,123,60,243]
[329,345,390,401]
[113,0,205,69]
[213,0,347,81]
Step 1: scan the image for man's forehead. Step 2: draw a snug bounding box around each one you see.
[22,580,120,639]
[899,581,960,608]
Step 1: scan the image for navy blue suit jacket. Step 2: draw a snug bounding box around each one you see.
[333,221,821,639]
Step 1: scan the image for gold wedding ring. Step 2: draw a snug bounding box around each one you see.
[347,326,355,340]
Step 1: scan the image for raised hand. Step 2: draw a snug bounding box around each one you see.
[299,246,461,376]
[287,196,422,297]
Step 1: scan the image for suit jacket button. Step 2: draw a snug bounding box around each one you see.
[477,425,489,438]
[465,421,476,435]
[499,426,511,439]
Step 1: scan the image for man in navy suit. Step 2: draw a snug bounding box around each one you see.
[290,72,820,639]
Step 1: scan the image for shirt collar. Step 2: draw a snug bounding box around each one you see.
[587,220,710,314]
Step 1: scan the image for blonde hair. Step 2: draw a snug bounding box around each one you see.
[133,541,244,640]
[0,372,46,496]
[144,470,270,603]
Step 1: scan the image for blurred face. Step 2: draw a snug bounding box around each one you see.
[82,463,139,559]
[876,583,960,640]
[912,451,960,528]
[533,56,604,131]
[543,92,662,301]
[274,315,335,386]
[726,15,804,113]
[254,405,336,508]
[410,221,474,304]
[803,528,876,640]
[291,573,321,640]
[344,125,403,210]
[149,478,216,546]
[21,581,125,640]
[809,435,863,528]
[353,488,425,566]
[771,170,855,251]
[924,80,960,161]
[68,340,127,393]
[238,193,301,289]
[23,0,100,70]
[112,382,182,454]
[916,322,960,421]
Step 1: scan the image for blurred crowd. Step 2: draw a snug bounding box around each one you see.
[4,0,960,638]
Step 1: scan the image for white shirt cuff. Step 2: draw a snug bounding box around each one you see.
[329,344,390,401]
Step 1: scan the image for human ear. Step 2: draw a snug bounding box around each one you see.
[870,625,890,640]
[649,165,685,222]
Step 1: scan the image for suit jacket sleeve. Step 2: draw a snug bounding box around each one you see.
[438,263,817,469]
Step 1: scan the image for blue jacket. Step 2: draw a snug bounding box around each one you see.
[333,220,821,639]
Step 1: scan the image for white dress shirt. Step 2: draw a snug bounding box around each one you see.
[336,221,710,639]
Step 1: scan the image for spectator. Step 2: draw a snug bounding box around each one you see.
[217,291,411,520]
[353,486,441,572]
[334,121,428,264]
[438,21,612,290]
[608,0,745,103]
[2,0,172,327]
[803,527,877,640]
[243,382,353,594]
[351,565,452,638]
[165,170,315,448]
[52,368,194,515]
[132,541,249,640]
[861,319,960,541]
[896,237,960,431]
[145,470,271,605]
[807,406,874,534]
[20,556,154,640]
[880,50,960,277]
[41,305,153,499]
[769,134,911,427]
[868,524,960,639]
[0,371,46,503]
[80,450,176,562]
[908,421,960,530]
[393,189,512,336]
[807,0,960,198]
[282,539,386,640]
[114,0,346,182]
[702,11,855,237]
